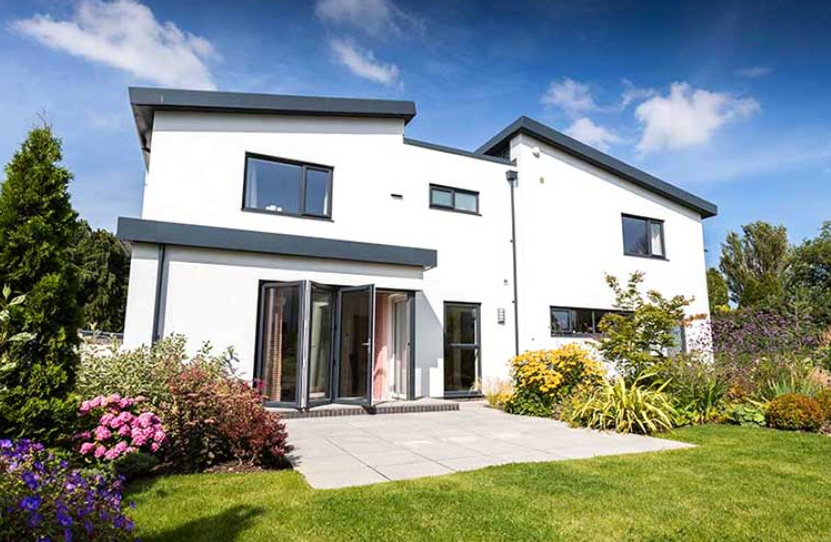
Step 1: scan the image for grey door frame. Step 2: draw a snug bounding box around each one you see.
[333,284,376,406]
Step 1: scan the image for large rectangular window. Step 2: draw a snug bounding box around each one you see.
[550,306,620,336]
[430,185,479,214]
[244,153,332,218]
[444,303,481,396]
[622,214,665,258]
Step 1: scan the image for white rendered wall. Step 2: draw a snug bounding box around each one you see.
[508,133,711,351]
[123,110,712,396]
[124,111,517,394]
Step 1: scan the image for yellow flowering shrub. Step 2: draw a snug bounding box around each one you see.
[505,344,605,417]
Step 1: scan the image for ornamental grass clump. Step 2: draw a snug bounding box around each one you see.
[76,394,166,462]
[504,344,605,417]
[0,439,136,542]
[567,374,676,435]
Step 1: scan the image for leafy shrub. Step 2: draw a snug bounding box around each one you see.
[567,374,676,434]
[0,439,136,542]
[657,354,730,425]
[504,344,605,417]
[76,394,166,462]
[76,334,234,411]
[765,393,824,432]
[163,366,291,471]
[814,388,831,420]
[724,401,767,426]
[113,452,159,481]
[597,272,692,380]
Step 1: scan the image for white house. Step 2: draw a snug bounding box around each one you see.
[119,87,717,410]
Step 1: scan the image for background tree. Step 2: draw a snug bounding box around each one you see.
[719,221,790,308]
[0,125,82,443]
[787,221,831,326]
[597,272,692,380]
[706,268,730,313]
[72,220,131,332]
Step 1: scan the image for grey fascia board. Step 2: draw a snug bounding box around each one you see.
[129,87,416,152]
[476,116,718,219]
[403,138,515,166]
[117,217,437,269]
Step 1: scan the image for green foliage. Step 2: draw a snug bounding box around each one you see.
[706,268,730,313]
[657,354,730,425]
[597,272,691,380]
[787,221,831,326]
[0,285,37,392]
[503,345,605,417]
[720,221,790,308]
[76,334,234,411]
[814,388,831,421]
[567,373,676,434]
[724,401,767,426]
[71,220,130,332]
[0,125,82,444]
[114,451,160,481]
[765,393,823,431]
[759,364,824,401]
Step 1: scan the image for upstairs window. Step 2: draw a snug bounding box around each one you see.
[430,185,479,214]
[550,306,620,336]
[622,214,665,258]
[244,153,332,219]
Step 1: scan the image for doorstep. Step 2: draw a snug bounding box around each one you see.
[270,397,460,419]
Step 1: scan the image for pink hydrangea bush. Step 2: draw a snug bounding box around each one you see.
[76,394,167,462]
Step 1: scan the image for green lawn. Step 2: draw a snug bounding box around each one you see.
[128,425,831,542]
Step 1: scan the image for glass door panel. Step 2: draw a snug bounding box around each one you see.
[443,303,481,396]
[259,282,304,405]
[336,285,375,404]
[392,297,410,398]
[307,284,334,405]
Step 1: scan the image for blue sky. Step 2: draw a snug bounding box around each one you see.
[1,0,830,267]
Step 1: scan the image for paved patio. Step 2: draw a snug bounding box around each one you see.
[285,403,692,489]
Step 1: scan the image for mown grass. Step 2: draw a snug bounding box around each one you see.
[129,425,831,542]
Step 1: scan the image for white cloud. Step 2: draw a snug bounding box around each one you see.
[634,82,759,153]
[11,0,216,90]
[734,66,772,78]
[315,0,422,36]
[564,117,622,151]
[330,37,399,84]
[541,78,599,117]
[619,79,656,110]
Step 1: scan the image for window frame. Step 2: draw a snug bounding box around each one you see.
[621,213,666,259]
[242,152,334,220]
[549,306,624,337]
[443,301,482,398]
[429,184,480,215]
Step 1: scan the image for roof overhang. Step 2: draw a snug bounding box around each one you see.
[117,217,437,269]
[129,87,417,154]
[477,116,718,219]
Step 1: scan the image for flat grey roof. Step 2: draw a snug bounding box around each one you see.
[117,217,437,269]
[476,116,717,218]
[129,87,417,153]
[403,137,514,166]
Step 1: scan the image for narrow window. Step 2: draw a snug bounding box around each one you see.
[244,153,332,218]
[444,303,481,396]
[622,214,665,258]
[430,185,479,214]
[550,306,623,336]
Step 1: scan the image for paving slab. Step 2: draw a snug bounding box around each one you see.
[284,403,693,489]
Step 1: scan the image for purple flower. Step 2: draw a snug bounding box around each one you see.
[21,470,39,490]
[0,439,11,449]
[57,512,73,527]
[20,496,41,511]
